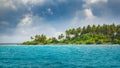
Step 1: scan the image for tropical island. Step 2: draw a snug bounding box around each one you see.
[23,24,120,45]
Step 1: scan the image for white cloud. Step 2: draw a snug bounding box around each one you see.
[17,14,62,38]
[69,15,114,29]
[70,8,95,25]
[22,0,48,5]
[83,0,108,9]
[0,0,67,12]
[0,14,63,43]
[0,0,52,11]
[69,9,118,29]
[85,0,108,4]
[0,0,17,10]
[84,8,95,19]
[18,14,32,27]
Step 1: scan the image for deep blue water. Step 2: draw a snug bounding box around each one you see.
[0,45,120,68]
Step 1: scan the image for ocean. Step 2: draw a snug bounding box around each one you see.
[0,45,120,68]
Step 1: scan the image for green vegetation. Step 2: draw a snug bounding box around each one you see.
[23,24,120,45]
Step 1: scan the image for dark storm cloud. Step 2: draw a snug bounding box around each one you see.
[107,0,120,16]
[87,0,120,17]
[31,0,84,21]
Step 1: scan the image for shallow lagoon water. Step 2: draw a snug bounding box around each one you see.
[0,45,120,68]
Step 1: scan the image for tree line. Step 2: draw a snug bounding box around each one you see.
[23,23,120,45]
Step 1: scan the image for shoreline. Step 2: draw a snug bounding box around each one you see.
[0,44,120,46]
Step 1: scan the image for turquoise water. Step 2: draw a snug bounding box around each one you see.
[0,45,120,68]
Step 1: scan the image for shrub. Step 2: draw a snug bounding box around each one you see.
[96,40,104,44]
[114,39,120,44]
[86,40,95,44]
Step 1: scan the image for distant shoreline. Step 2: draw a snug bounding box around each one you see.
[0,43,22,45]
[0,43,120,46]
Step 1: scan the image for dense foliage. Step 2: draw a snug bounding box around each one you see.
[23,24,120,45]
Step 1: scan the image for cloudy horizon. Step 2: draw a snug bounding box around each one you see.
[0,0,120,43]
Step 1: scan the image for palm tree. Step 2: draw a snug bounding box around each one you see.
[65,30,71,40]
[51,37,58,43]
[86,25,91,33]
[30,36,34,40]
[35,35,40,42]
[58,34,64,40]
[37,34,47,44]
[96,24,101,34]
[76,27,81,36]
[81,26,86,35]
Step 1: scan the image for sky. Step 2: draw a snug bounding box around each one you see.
[0,0,120,43]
